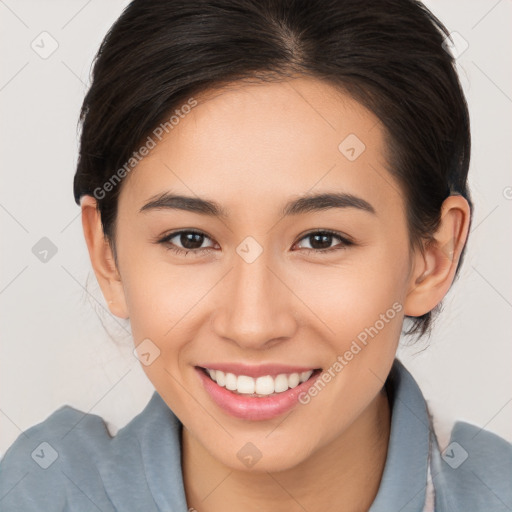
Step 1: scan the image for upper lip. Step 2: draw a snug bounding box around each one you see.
[197,363,320,378]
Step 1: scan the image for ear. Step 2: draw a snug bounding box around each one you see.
[80,195,129,319]
[404,195,471,317]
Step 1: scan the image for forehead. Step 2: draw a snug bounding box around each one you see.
[119,77,404,220]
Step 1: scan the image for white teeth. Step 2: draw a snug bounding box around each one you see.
[300,370,313,382]
[205,368,315,396]
[255,375,274,395]
[274,374,289,393]
[237,375,255,394]
[225,372,237,391]
[215,370,226,387]
[288,373,300,389]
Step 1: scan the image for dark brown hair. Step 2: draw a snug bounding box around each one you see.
[73,0,472,338]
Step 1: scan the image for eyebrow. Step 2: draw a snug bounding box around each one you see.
[139,191,376,217]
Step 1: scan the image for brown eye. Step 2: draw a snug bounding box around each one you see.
[158,230,217,256]
[175,232,206,250]
[295,230,354,253]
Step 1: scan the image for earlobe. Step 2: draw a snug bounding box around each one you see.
[404,195,471,317]
[80,195,129,319]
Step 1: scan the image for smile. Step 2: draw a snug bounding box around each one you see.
[204,368,315,396]
[196,365,322,420]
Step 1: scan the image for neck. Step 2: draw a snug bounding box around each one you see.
[182,386,391,512]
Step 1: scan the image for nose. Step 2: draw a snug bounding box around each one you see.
[211,246,298,350]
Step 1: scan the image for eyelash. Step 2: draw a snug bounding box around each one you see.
[156,229,354,257]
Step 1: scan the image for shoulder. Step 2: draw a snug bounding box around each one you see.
[433,420,512,511]
[0,404,123,511]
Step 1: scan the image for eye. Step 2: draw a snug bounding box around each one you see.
[156,228,354,257]
[293,230,354,254]
[157,229,217,256]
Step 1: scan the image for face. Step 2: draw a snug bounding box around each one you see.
[112,77,415,472]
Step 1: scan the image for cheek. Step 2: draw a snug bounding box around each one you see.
[124,265,202,342]
[118,248,193,357]
[288,247,408,437]
[294,246,409,345]
[121,262,203,412]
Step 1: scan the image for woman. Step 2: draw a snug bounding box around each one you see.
[1,0,511,511]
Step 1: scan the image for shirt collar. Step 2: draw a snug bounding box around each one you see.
[369,357,432,512]
[134,357,432,511]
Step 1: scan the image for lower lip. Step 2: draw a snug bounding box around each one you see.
[196,367,321,421]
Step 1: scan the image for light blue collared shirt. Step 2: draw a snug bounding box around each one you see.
[1,358,511,511]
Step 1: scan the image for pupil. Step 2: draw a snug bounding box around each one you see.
[181,232,204,249]
[311,234,331,249]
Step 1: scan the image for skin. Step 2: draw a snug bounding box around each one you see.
[81,76,470,511]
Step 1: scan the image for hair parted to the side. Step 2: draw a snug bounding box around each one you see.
[73,0,472,339]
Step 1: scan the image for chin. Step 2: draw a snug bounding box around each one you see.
[214,437,315,474]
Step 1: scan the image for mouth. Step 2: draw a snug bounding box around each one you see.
[198,366,322,397]
[195,365,323,421]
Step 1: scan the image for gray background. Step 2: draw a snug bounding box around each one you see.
[1,0,511,457]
